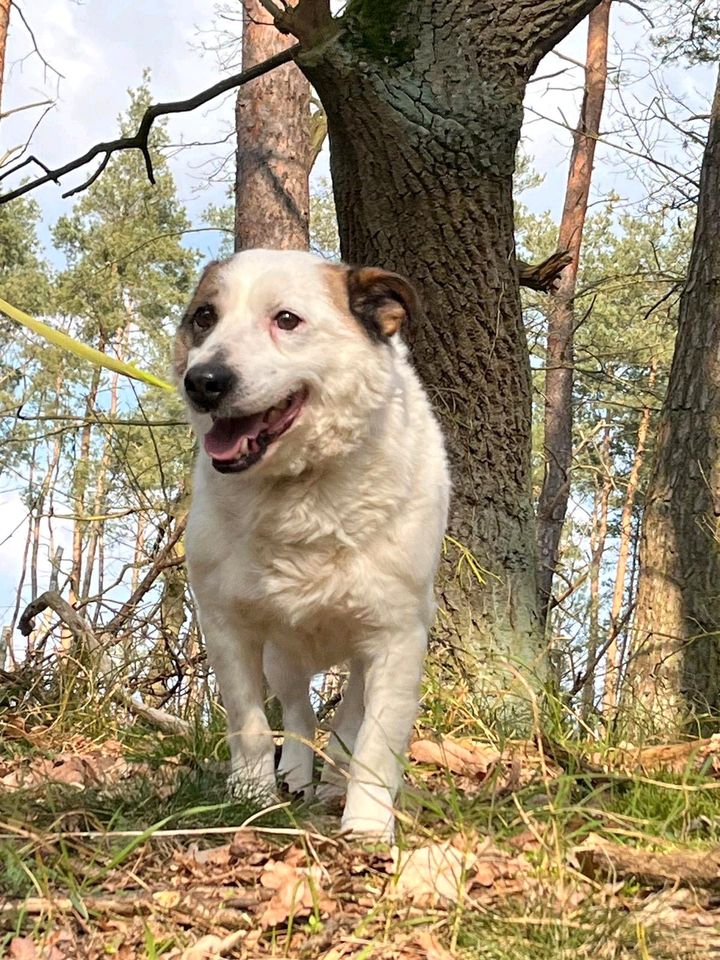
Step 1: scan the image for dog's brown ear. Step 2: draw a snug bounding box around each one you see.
[346,266,419,341]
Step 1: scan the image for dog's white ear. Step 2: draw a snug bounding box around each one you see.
[346,267,420,340]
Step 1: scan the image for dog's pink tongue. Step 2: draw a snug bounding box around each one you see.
[203,414,264,461]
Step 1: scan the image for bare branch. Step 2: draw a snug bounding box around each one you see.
[0,45,299,205]
[0,98,53,121]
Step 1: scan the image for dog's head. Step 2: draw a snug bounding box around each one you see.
[175,249,419,477]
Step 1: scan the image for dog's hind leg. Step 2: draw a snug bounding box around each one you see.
[264,645,315,800]
[316,661,365,804]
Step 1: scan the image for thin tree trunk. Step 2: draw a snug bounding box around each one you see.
[234,0,312,250]
[0,0,11,112]
[10,449,34,645]
[627,69,720,733]
[582,426,611,717]
[536,0,611,626]
[81,356,123,603]
[70,365,102,604]
[602,363,656,713]
[130,514,146,595]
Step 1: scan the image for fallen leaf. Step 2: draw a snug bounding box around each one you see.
[392,841,476,906]
[180,930,245,959]
[413,931,455,959]
[410,738,498,778]
[9,939,37,960]
[259,858,335,927]
[187,842,232,866]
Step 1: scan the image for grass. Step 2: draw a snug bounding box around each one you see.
[1,687,719,958]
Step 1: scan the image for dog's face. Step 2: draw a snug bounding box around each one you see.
[175,250,418,477]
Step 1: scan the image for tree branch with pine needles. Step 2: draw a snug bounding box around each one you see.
[0,46,299,205]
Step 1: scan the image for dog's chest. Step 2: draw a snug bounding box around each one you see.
[198,491,388,631]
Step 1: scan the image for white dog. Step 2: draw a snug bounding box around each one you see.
[176,249,449,837]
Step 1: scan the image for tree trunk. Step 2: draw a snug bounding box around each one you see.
[602,364,656,713]
[234,0,312,250]
[0,0,11,113]
[582,426,611,718]
[627,69,720,732]
[280,0,603,694]
[536,0,611,627]
[70,365,102,604]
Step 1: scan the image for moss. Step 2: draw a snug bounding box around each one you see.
[343,0,416,65]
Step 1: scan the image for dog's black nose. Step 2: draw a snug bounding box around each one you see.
[184,363,235,411]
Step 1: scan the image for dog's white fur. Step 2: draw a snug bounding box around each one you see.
[178,249,449,837]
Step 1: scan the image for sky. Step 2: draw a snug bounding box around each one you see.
[0,0,715,623]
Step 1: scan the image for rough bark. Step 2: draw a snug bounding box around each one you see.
[277,0,604,694]
[602,365,656,714]
[536,0,611,626]
[627,69,720,732]
[234,0,312,250]
[0,0,11,113]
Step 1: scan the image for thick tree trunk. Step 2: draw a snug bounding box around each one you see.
[627,70,720,732]
[282,0,602,693]
[234,0,312,250]
[602,365,655,713]
[0,0,11,112]
[536,0,611,627]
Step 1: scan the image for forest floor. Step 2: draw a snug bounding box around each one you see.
[1,694,720,960]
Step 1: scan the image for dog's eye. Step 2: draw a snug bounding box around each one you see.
[274,310,303,331]
[193,304,217,330]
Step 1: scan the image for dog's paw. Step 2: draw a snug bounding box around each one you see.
[340,814,395,843]
[226,770,278,804]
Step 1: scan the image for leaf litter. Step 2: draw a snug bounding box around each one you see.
[2,731,720,957]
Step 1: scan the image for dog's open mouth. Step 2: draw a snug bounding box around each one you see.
[203,388,307,473]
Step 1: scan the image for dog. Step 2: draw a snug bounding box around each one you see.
[175,249,449,837]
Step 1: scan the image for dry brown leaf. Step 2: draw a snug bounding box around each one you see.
[9,938,37,960]
[392,841,476,906]
[410,736,560,794]
[413,931,455,959]
[186,842,232,866]
[180,930,245,960]
[410,738,498,778]
[259,858,335,927]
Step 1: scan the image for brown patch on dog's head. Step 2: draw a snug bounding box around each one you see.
[324,264,419,342]
[174,260,223,377]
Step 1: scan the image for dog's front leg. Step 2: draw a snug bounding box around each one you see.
[201,608,276,799]
[341,626,426,839]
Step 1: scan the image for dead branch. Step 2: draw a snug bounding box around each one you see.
[518,251,572,292]
[17,589,190,736]
[542,733,720,781]
[574,837,720,889]
[0,46,299,204]
[18,590,93,642]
